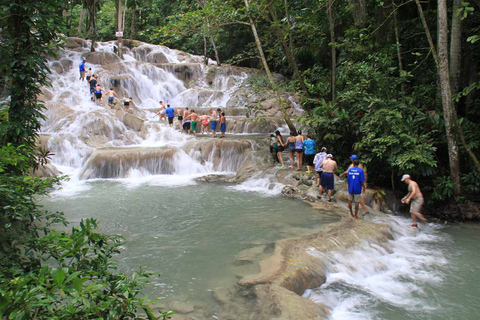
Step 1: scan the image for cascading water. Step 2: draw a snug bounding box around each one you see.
[41,38,298,187]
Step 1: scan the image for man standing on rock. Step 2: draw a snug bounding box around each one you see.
[401,174,427,227]
[107,88,120,109]
[220,112,227,138]
[347,159,366,220]
[183,108,191,134]
[340,155,370,216]
[79,59,86,81]
[314,147,327,187]
[200,113,210,135]
[210,109,218,137]
[318,154,337,202]
[184,110,199,136]
[166,104,175,127]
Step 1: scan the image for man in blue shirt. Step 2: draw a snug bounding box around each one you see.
[79,59,86,81]
[347,159,366,219]
[165,104,175,127]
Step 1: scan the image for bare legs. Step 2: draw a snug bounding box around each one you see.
[277,151,284,166]
[410,211,427,226]
[348,201,361,219]
[288,151,295,168]
[296,151,303,170]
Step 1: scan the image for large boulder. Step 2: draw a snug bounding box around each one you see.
[122,113,144,132]
[51,61,64,74]
[83,52,121,65]
[65,37,89,49]
[38,87,54,102]
[147,51,168,64]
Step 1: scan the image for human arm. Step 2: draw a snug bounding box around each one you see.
[404,183,417,204]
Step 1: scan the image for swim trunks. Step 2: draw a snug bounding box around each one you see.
[124,101,130,106]
[202,119,209,126]
[321,172,334,190]
[348,193,361,203]
[178,116,183,121]
[86,75,91,81]
[183,121,191,130]
[211,120,217,130]
[191,121,197,131]
[220,123,226,133]
[108,96,114,104]
[168,117,174,125]
[410,197,424,213]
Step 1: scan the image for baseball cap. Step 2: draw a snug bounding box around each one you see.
[321,147,327,151]
[401,174,411,181]
[349,154,358,160]
[327,154,333,158]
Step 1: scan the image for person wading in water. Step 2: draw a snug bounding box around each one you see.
[401,174,427,227]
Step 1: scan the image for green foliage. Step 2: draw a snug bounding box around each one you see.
[426,176,456,202]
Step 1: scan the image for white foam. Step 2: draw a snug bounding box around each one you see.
[303,216,448,319]
[228,174,285,197]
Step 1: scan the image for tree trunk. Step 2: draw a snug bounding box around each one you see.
[244,0,296,133]
[206,17,221,65]
[327,0,336,103]
[78,8,86,37]
[349,0,367,26]
[90,1,97,52]
[438,0,462,194]
[129,8,135,41]
[414,0,439,65]
[116,0,123,59]
[450,0,462,95]
[203,30,208,65]
[266,1,309,97]
[392,1,405,92]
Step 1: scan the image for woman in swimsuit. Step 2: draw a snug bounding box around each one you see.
[201,114,210,135]
[270,134,279,164]
[123,97,134,112]
[294,130,305,171]
[285,132,296,169]
[177,107,183,131]
[94,84,103,105]
[275,130,285,167]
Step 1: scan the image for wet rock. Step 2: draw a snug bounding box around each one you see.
[147,51,168,64]
[65,37,89,49]
[212,287,234,305]
[234,245,266,265]
[59,58,73,72]
[122,113,144,131]
[83,52,121,65]
[168,301,195,314]
[51,61,64,74]
[195,174,235,183]
[38,87,54,102]
[30,163,61,178]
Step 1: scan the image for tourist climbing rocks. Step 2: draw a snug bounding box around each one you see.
[401,174,427,227]
[89,75,97,100]
[318,154,337,202]
[156,101,167,122]
[210,109,218,137]
[220,112,227,138]
[275,130,285,167]
[123,97,135,112]
[340,155,370,216]
[346,159,366,220]
[184,110,199,136]
[177,107,183,131]
[295,130,305,171]
[314,147,327,188]
[183,108,191,134]
[270,134,280,165]
[200,113,210,134]
[166,104,175,127]
[86,68,92,82]
[79,59,86,81]
[107,88,120,109]
[94,84,103,105]
[285,132,296,169]
[303,134,316,173]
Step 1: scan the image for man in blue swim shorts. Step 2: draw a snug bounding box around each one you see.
[209,108,218,137]
[220,112,227,138]
[318,154,337,202]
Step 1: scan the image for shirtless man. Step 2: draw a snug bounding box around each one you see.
[88,75,97,101]
[219,112,227,138]
[200,113,210,135]
[107,88,120,109]
[318,154,337,202]
[182,108,191,134]
[184,110,199,136]
[401,174,427,227]
[340,155,369,215]
[86,68,93,83]
[177,107,183,131]
[122,97,135,113]
[209,109,218,137]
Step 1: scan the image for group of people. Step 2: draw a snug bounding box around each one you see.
[155,102,227,137]
[79,59,135,111]
[270,132,427,226]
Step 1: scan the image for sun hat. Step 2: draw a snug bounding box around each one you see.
[327,154,333,158]
[401,174,411,181]
[349,155,358,160]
